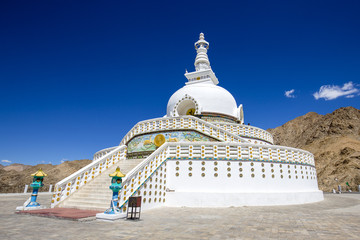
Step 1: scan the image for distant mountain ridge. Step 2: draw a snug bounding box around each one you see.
[0,160,91,193]
[2,163,31,172]
[268,106,360,192]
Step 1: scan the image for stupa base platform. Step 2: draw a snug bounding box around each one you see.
[16,205,46,211]
[96,212,127,221]
[165,191,324,207]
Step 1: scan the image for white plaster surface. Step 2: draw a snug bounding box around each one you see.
[165,191,324,207]
[167,83,239,118]
[96,212,126,221]
[167,159,319,193]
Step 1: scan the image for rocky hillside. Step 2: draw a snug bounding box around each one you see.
[0,160,91,193]
[2,163,31,172]
[268,106,360,192]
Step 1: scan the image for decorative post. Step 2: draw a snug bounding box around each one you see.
[96,167,127,221]
[108,167,124,212]
[16,168,47,211]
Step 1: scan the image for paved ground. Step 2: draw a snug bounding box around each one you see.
[17,208,102,220]
[0,193,359,240]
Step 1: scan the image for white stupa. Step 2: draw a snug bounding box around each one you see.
[51,33,323,212]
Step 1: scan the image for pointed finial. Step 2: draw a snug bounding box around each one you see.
[185,69,188,73]
[194,33,210,71]
[199,32,205,40]
[195,33,209,50]
[109,167,125,178]
[31,168,48,177]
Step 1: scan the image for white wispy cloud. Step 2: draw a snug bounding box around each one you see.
[284,89,296,98]
[1,160,11,163]
[313,81,359,100]
[61,158,69,164]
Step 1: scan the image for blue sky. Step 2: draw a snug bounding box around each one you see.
[1,0,359,165]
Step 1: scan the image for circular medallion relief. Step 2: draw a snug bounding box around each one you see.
[154,134,166,147]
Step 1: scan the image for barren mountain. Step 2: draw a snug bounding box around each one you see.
[3,163,31,172]
[268,106,360,192]
[0,160,91,193]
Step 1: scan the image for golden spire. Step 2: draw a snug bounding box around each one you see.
[31,168,48,177]
[109,167,125,178]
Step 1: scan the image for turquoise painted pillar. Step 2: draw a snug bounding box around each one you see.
[26,169,47,208]
[104,167,125,214]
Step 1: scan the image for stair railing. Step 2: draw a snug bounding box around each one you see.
[93,146,117,161]
[51,145,127,208]
[116,143,171,211]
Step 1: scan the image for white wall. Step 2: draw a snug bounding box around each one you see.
[167,159,319,193]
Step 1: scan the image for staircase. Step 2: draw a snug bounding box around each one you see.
[58,158,144,211]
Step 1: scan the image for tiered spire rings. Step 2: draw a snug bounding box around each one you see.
[194,33,211,71]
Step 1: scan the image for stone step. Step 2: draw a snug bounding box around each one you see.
[71,189,111,194]
[74,187,108,192]
[88,181,113,184]
[68,193,112,201]
[75,187,110,192]
[80,183,112,188]
[79,187,109,191]
[65,200,107,205]
[61,202,109,211]
[65,199,110,206]
[67,196,111,203]
[66,195,110,200]
[80,187,108,191]
[66,197,111,206]
[86,185,112,189]
[74,189,112,196]
[90,187,111,190]
[89,185,109,188]
[72,194,112,200]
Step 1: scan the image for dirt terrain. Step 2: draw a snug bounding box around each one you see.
[268,106,360,192]
[0,160,91,193]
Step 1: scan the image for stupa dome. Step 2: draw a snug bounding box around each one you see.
[166,82,239,119]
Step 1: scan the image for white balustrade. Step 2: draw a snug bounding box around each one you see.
[117,143,170,211]
[119,116,249,146]
[51,145,127,208]
[93,146,117,160]
[215,123,273,144]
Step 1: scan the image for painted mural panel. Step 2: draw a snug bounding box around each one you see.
[127,131,216,154]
